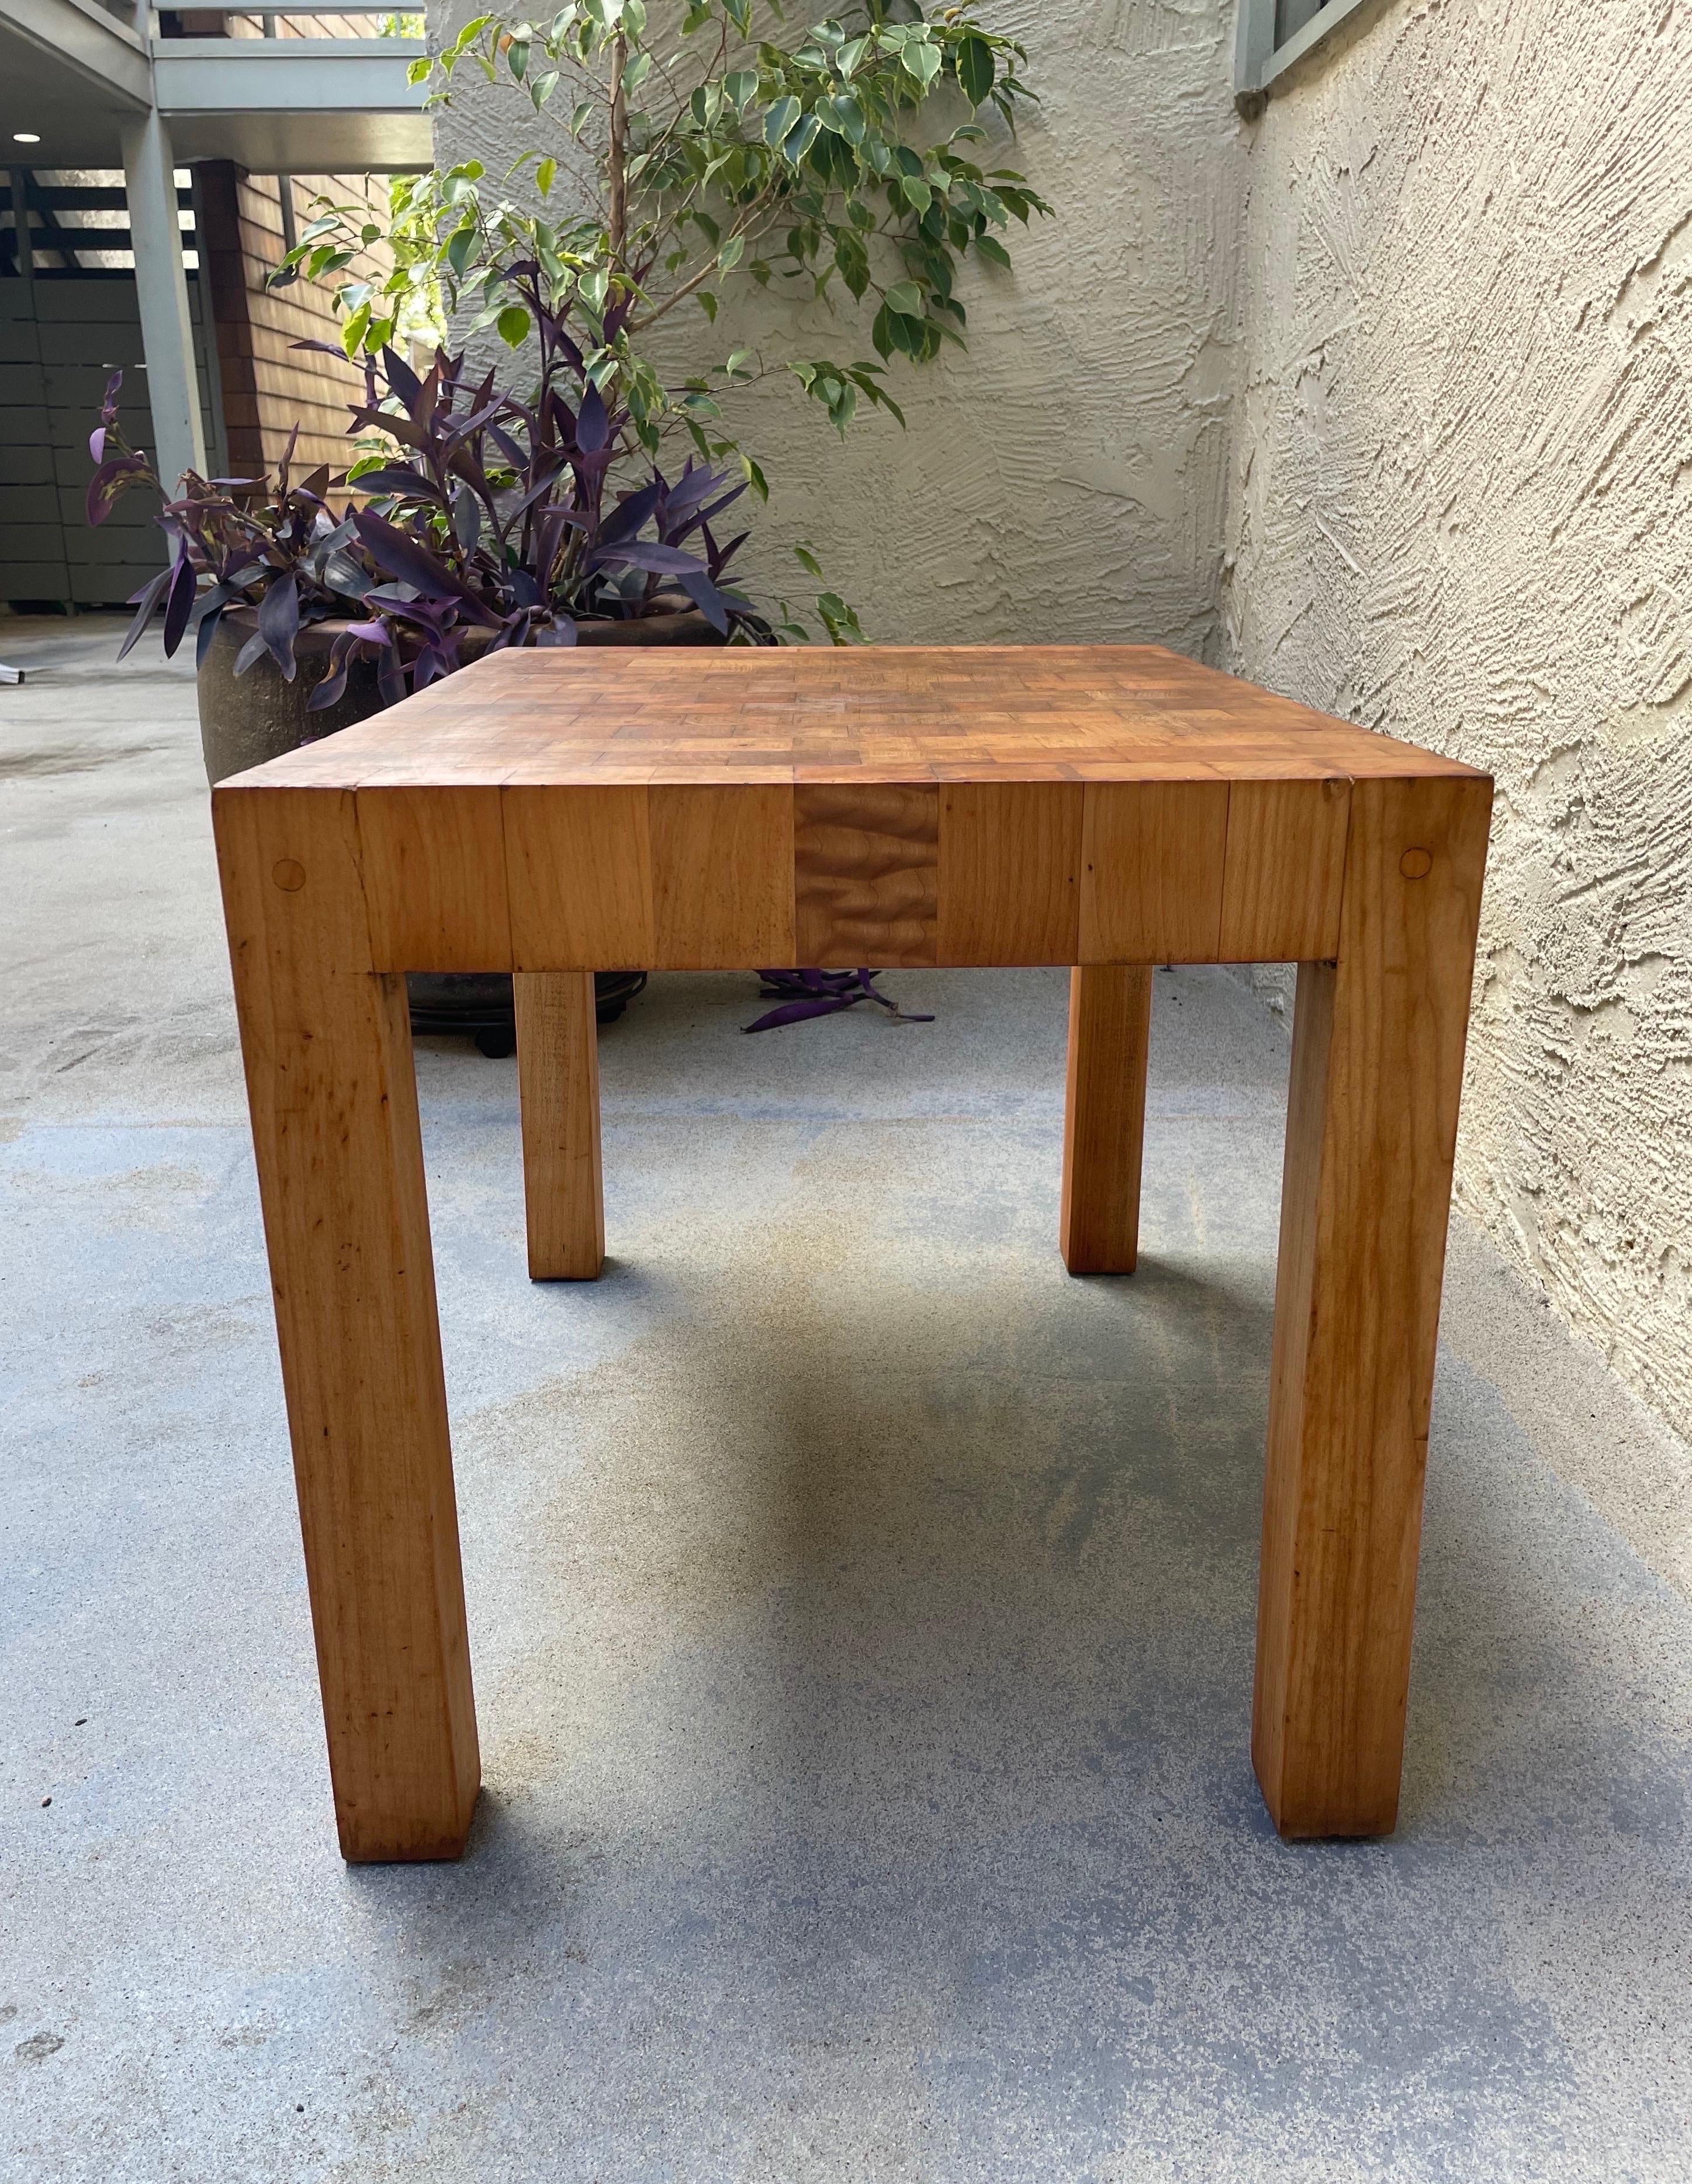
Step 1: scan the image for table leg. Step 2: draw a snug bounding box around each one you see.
[217,791,479,1862]
[1253,777,1491,1839]
[514,972,605,1281]
[1060,965,1153,1274]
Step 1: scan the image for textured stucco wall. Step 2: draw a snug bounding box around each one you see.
[431,0,1247,652]
[1223,0,1692,1437]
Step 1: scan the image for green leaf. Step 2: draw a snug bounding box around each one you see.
[957,34,995,105]
[871,302,925,361]
[447,12,493,58]
[763,95,801,148]
[740,454,769,501]
[718,233,745,271]
[794,544,825,581]
[836,33,870,77]
[570,96,595,134]
[902,39,941,88]
[698,290,718,322]
[507,37,530,80]
[407,54,432,83]
[899,175,932,213]
[974,231,1012,269]
[497,303,532,347]
[623,49,653,92]
[833,236,869,300]
[850,369,905,427]
[445,222,478,277]
[884,279,922,317]
[822,92,866,144]
[724,68,758,109]
[536,155,557,197]
[818,593,866,645]
[783,113,822,164]
[725,345,755,375]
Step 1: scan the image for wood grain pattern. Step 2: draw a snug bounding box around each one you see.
[357,786,511,972]
[198,163,391,477]
[514,972,604,1281]
[1061,966,1154,1274]
[650,785,795,967]
[1078,782,1231,963]
[794,783,939,967]
[504,785,653,970]
[1219,778,1351,963]
[212,782,479,1862]
[241,647,1487,794]
[1253,773,1493,1839]
[937,783,1082,965]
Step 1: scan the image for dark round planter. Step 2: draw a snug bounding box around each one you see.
[198,604,724,1048]
[198,611,387,786]
[407,967,648,1055]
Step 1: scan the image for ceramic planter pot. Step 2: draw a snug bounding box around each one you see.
[197,611,388,787]
[198,604,727,1043]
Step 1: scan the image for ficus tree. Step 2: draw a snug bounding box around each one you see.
[285,1,1049,628]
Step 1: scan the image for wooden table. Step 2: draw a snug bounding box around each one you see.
[213,645,1492,1862]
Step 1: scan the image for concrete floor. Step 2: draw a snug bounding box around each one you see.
[5,617,1692,2182]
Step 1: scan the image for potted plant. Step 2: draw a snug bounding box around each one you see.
[91,1,1048,1039]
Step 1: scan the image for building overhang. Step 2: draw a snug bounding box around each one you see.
[154,39,429,172]
[0,0,151,162]
[0,6,427,172]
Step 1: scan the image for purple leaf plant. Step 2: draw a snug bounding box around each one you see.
[85,283,774,711]
[744,969,935,1035]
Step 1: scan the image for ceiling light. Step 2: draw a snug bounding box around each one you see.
[12,133,40,144]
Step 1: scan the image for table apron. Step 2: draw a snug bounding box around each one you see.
[339,776,1361,973]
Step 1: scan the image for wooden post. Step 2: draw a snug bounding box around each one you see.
[514,972,605,1281]
[1060,965,1153,1274]
[214,785,479,1862]
[1253,776,1492,1838]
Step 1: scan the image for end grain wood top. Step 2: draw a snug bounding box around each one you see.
[227,645,1486,791]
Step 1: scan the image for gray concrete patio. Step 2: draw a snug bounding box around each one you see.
[5,617,1692,2181]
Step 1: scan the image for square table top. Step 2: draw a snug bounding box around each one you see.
[231,644,1484,792]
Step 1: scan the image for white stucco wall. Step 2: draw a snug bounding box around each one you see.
[1223,0,1692,1439]
[431,0,1247,653]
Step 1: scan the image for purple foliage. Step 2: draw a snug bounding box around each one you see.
[85,279,773,704]
[744,968,935,1033]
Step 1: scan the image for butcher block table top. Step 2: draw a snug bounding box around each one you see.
[233,645,1486,977]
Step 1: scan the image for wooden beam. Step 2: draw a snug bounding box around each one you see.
[514,972,605,1282]
[214,782,479,1861]
[1060,965,1154,1275]
[1253,775,1492,1837]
